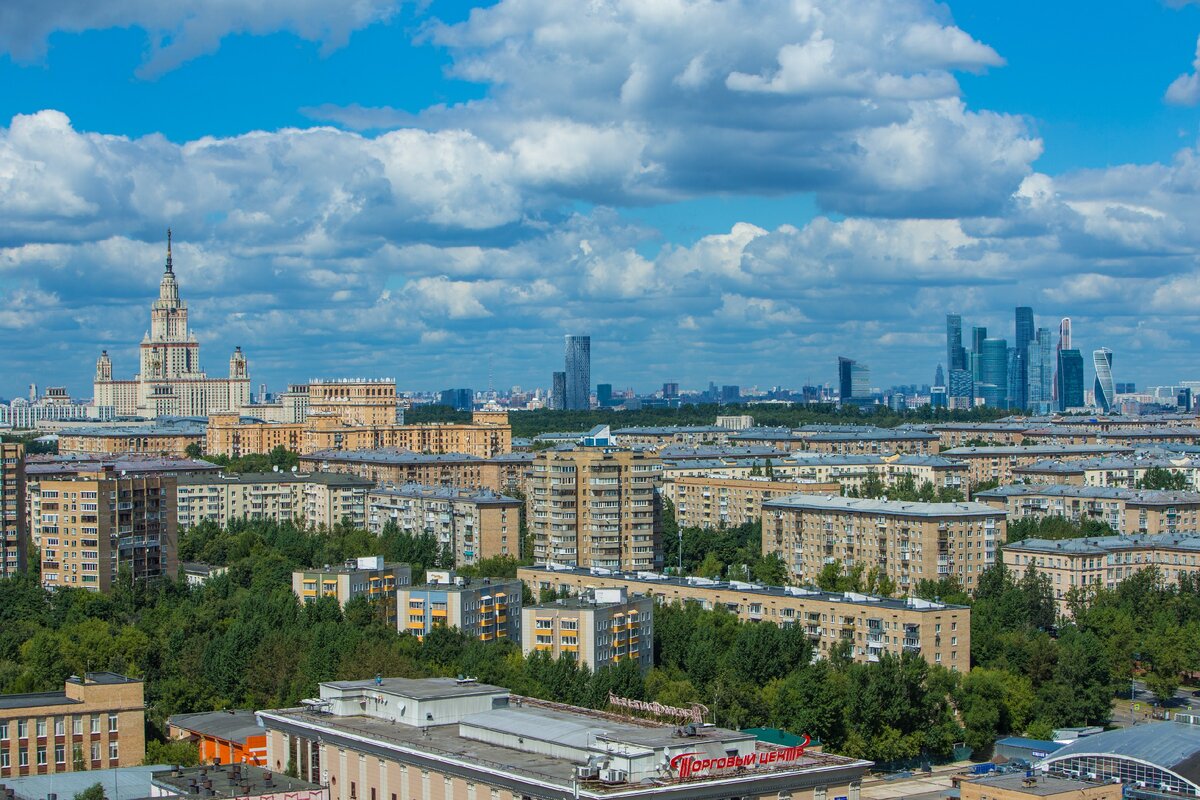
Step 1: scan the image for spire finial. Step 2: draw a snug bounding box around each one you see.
[166,228,173,274]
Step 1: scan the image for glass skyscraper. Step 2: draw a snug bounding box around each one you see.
[1026,327,1053,413]
[1014,307,1034,409]
[551,371,566,410]
[1093,348,1114,413]
[838,357,871,404]
[1057,349,1084,411]
[564,335,591,411]
[978,338,1008,407]
[946,314,966,372]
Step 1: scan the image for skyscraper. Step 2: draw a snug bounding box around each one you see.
[564,335,591,411]
[934,364,945,388]
[978,338,1008,407]
[551,371,566,410]
[969,326,988,385]
[1057,349,1084,411]
[1026,327,1053,413]
[1053,317,1071,406]
[597,383,613,407]
[838,357,871,405]
[1014,307,1034,409]
[1093,348,1115,413]
[946,314,967,372]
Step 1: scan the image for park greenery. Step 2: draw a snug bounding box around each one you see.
[186,443,300,473]
[406,402,1009,439]
[1137,466,1191,490]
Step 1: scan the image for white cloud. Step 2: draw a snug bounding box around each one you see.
[1166,35,1200,106]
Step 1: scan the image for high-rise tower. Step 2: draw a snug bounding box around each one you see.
[1014,307,1034,409]
[564,335,591,411]
[1093,348,1115,413]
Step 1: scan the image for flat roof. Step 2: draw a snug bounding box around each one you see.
[0,765,168,800]
[967,773,1106,796]
[176,470,374,487]
[804,430,938,441]
[763,494,1002,517]
[781,453,966,468]
[168,710,264,744]
[153,764,319,797]
[24,455,221,476]
[975,484,1200,504]
[304,448,484,464]
[369,483,520,504]
[1004,533,1200,555]
[322,676,507,701]
[522,564,968,612]
[0,691,78,711]
[526,596,650,612]
[942,444,1134,455]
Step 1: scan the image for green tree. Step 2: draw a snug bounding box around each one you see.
[1138,467,1189,490]
[74,784,107,800]
[144,739,201,767]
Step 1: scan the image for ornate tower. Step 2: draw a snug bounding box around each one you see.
[95,350,112,382]
[229,347,248,379]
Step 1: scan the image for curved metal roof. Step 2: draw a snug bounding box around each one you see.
[1041,723,1200,789]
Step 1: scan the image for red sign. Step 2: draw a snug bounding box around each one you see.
[669,736,812,779]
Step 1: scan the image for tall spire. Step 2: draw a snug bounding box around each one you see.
[165,228,173,274]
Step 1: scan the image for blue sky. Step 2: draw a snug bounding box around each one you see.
[3,0,1200,397]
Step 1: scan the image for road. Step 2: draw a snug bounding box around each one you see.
[1110,680,1199,727]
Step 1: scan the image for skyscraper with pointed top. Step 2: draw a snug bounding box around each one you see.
[91,231,251,418]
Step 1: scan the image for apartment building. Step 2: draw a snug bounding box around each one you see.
[300,450,532,495]
[522,587,653,670]
[611,425,731,447]
[802,429,940,455]
[940,444,1134,488]
[38,473,177,592]
[762,495,1004,593]
[366,485,521,566]
[1,443,26,577]
[930,423,1032,448]
[176,472,374,530]
[975,485,1200,535]
[57,419,207,457]
[258,677,871,800]
[528,448,661,572]
[663,474,840,529]
[292,557,412,625]
[520,565,970,669]
[307,378,398,425]
[395,571,522,642]
[0,673,144,778]
[1003,534,1200,615]
[1028,426,1200,447]
[1013,456,1200,490]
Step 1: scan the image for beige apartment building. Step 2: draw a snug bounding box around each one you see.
[664,474,841,529]
[38,472,177,592]
[366,485,521,566]
[292,557,412,625]
[307,378,398,425]
[58,419,207,457]
[301,450,532,494]
[1,442,26,577]
[975,485,1200,535]
[258,677,872,800]
[522,587,654,670]
[1003,534,1200,616]
[930,423,1032,448]
[1013,455,1200,490]
[0,672,145,779]
[207,409,512,459]
[395,572,522,642]
[802,429,941,455]
[528,448,662,572]
[612,425,732,447]
[521,564,970,669]
[176,471,374,531]
[940,444,1134,488]
[762,495,1004,594]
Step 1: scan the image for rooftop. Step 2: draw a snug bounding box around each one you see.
[168,710,264,744]
[369,483,520,505]
[942,444,1135,456]
[1042,722,1200,788]
[975,484,1200,504]
[152,763,320,798]
[966,773,1108,796]
[1004,533,1200,555]
[0,673,139,710]
[523,564,968,612]
[804,429,939,441]
[763,493,1002,517]
[304,448,484,464]
[24,454,221,477]
[0,764,168,800]
[321,676,507,701]
[176,470,374,487]
[57,418,207,437]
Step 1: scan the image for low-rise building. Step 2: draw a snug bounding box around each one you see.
[961,773,1120,800]
[975,485,1200,535]
[803,429,940,455]
[257,676,872,800]
[366,485,521,566]
[940,444,1135,488]
[176,472,374,530]
[149,763,326,800]
[1003,534,1200,615]
[522,587,653,670]
[763,495,1003,594]
[1,443,26,577]
[56,418,207,457]
[0,672,145,778]
[930,423,1032,448]
[1038,721,1200,795]
[180,561,227,586]
[520,564,969,668]
[611,426,731,447]
[167,710,268,766]
[1012,455,1200,490]
[663,474,841,529]
[395,571,522,642]
[293,557,412,624]
[301,450,497,492]
[37,473,177,592]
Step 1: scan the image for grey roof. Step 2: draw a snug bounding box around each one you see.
[613,425,728,435]
[0,765,168,800]
[781,453,966,468]
[0,691,78,710]
[304,448,484,464]
[176,470,373,487]
[369,483,520,505]
[805,429,938,442]
[1042,722,1200,788]
[655,444,784,459]
[322,676,506,700]
[763,494,1002,518]
[57,418,207,437]
[167,710,263,743]
[975,484,1200,504]
[25,455,221,477]
[943,444,1135,456]
[153,765,320,798]
[966,773,1098,796]
[1004,533,1200,555]
[524,564,968,612]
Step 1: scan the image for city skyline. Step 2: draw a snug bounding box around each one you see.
[5,2,1200,394]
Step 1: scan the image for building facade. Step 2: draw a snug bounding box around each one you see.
[762,495,1004,593]
[564,335,591,411]
[57,419,207,457]
[366,485,521,566]
[92,234,250,419]
[292,558,412,625]
[1,443,26,577]
[38,473,177,592]
[0,673,144,778]
[528,448,661,572]
[1094,348,1115,413]
[522,587,653,670]
[520,565,970,668]
[176,472,374,530]
[940,444,1134,488]
[167,710,268,767]
[302,450,531,495]
[395,572,522,642]
[975,485,1200,536]
[664,474,842,530]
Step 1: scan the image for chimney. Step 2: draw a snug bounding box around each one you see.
[263,772,274,787]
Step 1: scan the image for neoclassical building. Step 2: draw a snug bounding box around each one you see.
[92,233,250,418]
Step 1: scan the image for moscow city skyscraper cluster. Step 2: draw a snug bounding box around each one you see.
[942,308,1098,413]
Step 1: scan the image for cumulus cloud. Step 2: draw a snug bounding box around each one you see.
[0,0,399,77]
[1166,35,1200,105]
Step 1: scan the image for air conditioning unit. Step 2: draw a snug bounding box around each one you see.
[575,765,599,780]
[599,769,628,784]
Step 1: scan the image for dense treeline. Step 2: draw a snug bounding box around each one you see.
[406,403,1010,439]
[0,431,57,454]
[1005,516,1116,543]
[186,443,300,473]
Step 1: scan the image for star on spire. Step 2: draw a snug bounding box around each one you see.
[166,228,173,274]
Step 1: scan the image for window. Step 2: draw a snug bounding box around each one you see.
[91,743,100,762]
[108,742,118,761]
[90,717,100,734]
[19,751,28,768]
[37,747,47,766]
[36,720,46,737]
[54,719,64,736]
[17,720,27,738]
[72,718,82,736]
[0,721,7,740]
[0,751,8,768]
[108,714,118,733]
[55,745,65,764]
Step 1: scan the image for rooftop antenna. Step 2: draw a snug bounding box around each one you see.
[165,228,174,274]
